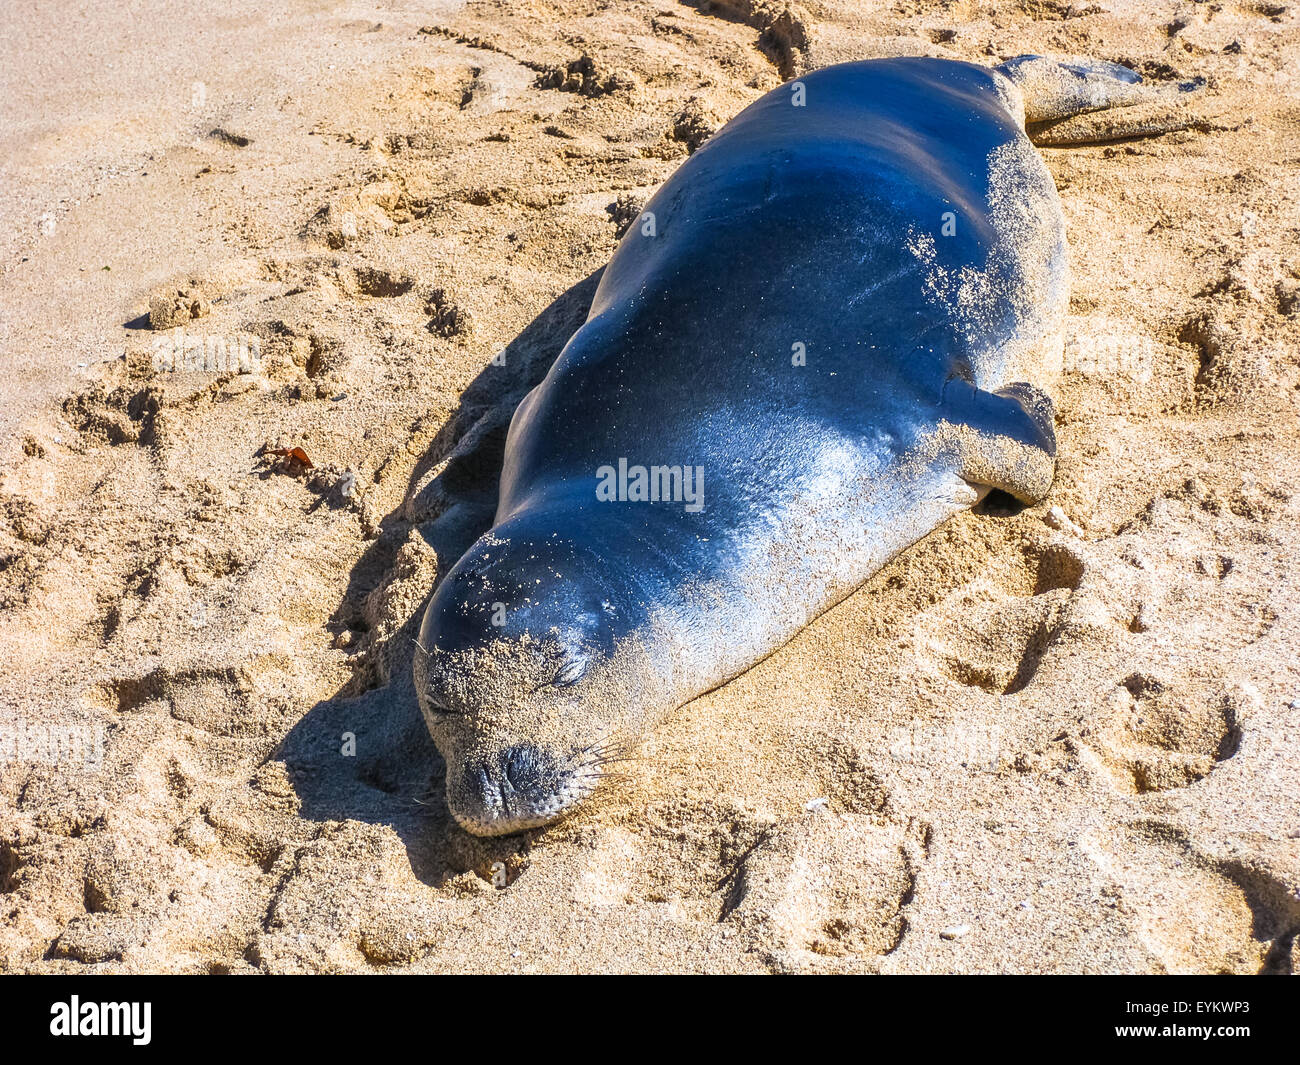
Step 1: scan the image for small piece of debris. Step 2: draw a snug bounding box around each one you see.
[940,925,971,940]
[1044,505,1083,537]
[804,797,829,812]
[262,446,315,475]
[209,127,252,148]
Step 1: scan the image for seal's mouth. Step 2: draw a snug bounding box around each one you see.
[449,743,601,837]
[450,777,597,836]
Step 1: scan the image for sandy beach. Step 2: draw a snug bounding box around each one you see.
[1,0,1298,973]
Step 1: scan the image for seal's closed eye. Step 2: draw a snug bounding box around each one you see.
[552,657,587,687]
[426,701,464,717]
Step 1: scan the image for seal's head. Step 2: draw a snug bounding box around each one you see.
[415,522,652,835]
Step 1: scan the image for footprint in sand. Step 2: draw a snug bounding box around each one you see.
[914,541,1087,695]
[1082,820,1300,974]
[722,811,922,973]
[1081,675,1249,793]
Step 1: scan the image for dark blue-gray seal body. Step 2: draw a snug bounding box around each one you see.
[417,57,1078,835]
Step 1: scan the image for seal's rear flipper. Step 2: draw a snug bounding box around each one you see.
[941,380,1057,505]
[995,54,1209,146]
[1026,103,1244,147]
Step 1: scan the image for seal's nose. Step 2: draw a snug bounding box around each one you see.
[499,744,548,796]
[453,744,571,835]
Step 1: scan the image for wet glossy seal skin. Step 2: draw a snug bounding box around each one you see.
[416,55,1171,835]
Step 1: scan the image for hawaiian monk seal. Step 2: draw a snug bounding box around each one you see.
[415,55,1198,835]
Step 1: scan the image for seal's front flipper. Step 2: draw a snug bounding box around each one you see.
[995,54,1208,145]
[941,379,1057,505]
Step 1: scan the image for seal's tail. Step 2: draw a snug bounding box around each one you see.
[994,54,1213,146]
